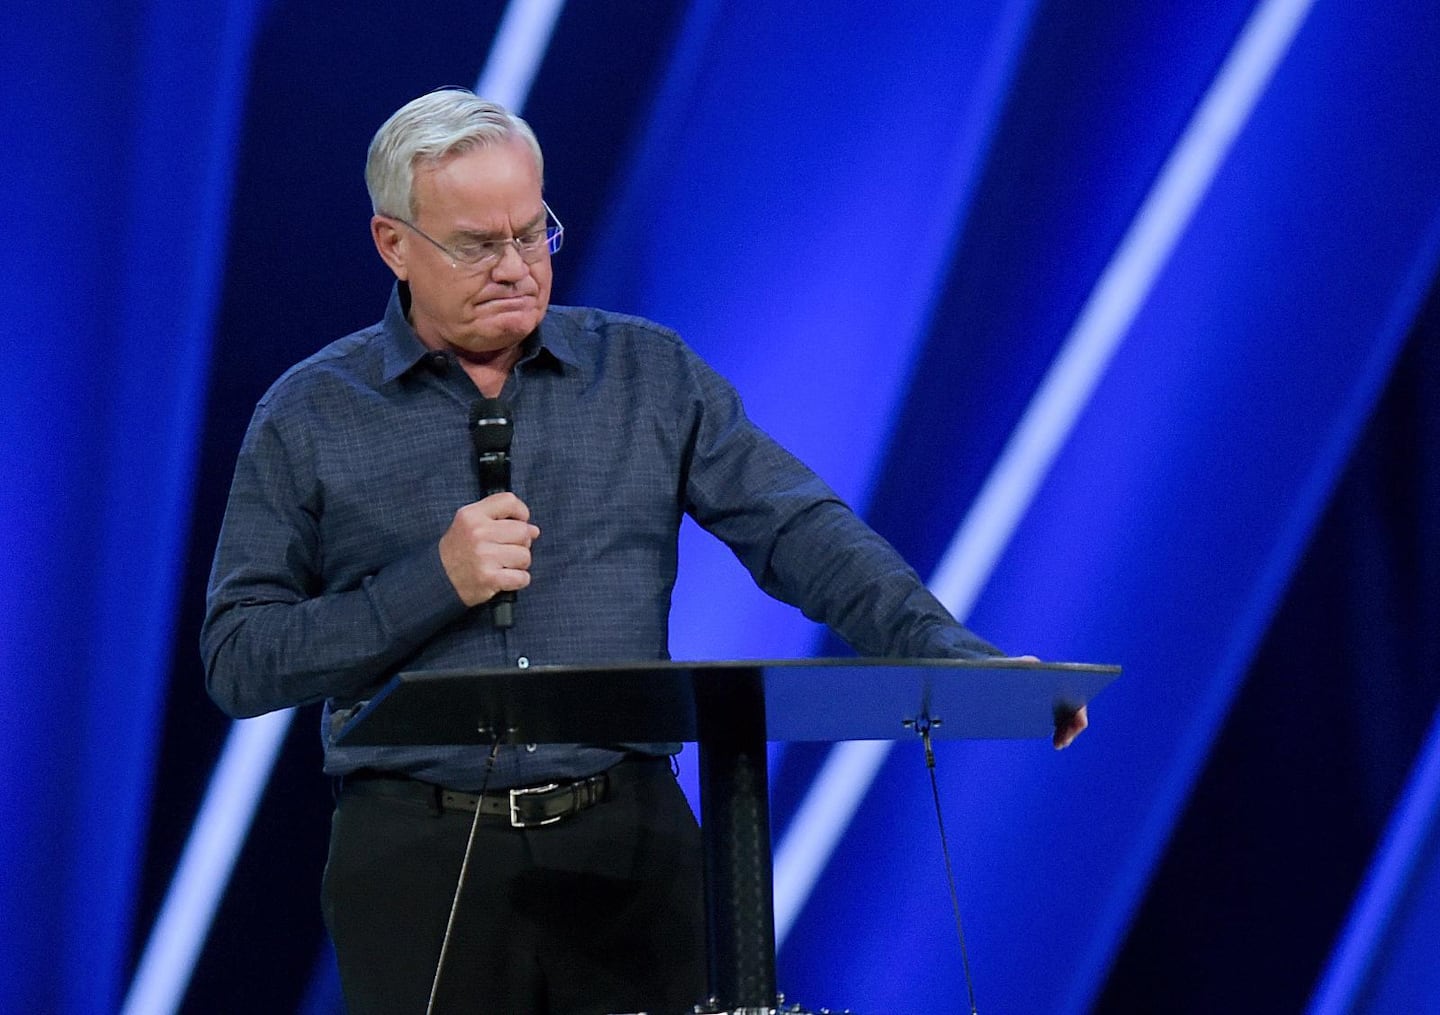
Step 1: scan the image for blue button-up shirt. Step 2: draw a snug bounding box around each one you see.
[202,286,998,789]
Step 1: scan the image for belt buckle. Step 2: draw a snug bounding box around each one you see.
[509,782,562,828]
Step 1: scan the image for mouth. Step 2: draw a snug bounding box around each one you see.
[480,292,535,310]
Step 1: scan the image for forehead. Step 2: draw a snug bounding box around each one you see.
[413,138,543,226]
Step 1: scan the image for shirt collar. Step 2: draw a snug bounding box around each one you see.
[377,282,580,383]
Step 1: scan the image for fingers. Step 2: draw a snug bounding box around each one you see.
[474,491,533,524]
[438,495,541,606]
[1053,704,1089,750]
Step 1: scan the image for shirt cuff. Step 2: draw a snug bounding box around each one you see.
[362,539,469,649]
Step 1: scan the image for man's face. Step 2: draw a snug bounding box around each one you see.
[376,136,553,356]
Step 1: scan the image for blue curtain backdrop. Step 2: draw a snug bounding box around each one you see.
[3,1,1438,1012]
[1,2,263,1011]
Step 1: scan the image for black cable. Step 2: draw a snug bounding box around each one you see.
[426,731,505,1014]
[920,720,979,1015]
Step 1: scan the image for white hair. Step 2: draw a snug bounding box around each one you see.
[364,87,544,219]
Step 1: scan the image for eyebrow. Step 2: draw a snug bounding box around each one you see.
[450,210,546,243]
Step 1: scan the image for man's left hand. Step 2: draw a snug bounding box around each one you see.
[1053,704,1088,750]
[1011,654,1089,749]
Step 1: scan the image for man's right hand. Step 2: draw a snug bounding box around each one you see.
[438,493,541,607]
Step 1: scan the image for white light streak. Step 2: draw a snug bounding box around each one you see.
[772,0,1317,948]
[475,0,567,111]
[123,3,566,1010]
[773,740,892,942]
[121,711,294,1015]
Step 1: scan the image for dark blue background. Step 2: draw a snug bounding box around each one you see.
[3,1,1438,1011]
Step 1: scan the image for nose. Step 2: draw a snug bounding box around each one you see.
[489,240,529,282]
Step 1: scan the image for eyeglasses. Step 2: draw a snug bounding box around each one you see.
[387,201,564,271]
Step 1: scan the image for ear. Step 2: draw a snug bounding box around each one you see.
[371,215,409,280]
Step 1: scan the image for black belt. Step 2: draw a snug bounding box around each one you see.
[342,755,661,829]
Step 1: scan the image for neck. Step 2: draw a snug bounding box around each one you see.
[410,313,528,397]
[453,343,521,398]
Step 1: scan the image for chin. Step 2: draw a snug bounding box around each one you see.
[472,308,543,347]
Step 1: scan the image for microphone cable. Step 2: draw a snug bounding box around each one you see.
[426,731,505,1015]
[911,717,980,1015]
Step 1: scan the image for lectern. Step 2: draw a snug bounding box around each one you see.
[335,658,1119,1013]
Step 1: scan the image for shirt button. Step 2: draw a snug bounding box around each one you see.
[517,656,530,669]
[526,743,538,753]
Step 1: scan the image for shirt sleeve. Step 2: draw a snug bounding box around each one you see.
[201,397,469,719]
[674,342,1001,661]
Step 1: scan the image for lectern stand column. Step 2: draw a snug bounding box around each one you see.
[696,667,777,1009]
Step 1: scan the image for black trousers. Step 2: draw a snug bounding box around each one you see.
[321,756,706,1015]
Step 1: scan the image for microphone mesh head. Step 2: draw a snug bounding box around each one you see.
[469,398,514,454]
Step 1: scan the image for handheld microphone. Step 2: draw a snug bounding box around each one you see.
[469,398,516,628]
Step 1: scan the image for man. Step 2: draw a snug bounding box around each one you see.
[203,88,1085,1014]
